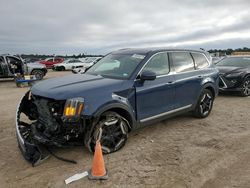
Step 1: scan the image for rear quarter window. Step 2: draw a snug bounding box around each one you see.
[191,53,209,69]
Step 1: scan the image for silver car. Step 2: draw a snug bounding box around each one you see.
[0,55,47,80]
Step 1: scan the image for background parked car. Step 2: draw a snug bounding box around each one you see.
[24,57,41,63]
[212,56,224,64]
[52,58,85,71]
[216,56,250,96]
[0,54,47,80]
[71,67,86,74]
[72,56,102,73]
[39,57,64,68]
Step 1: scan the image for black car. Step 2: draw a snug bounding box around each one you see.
[216,56,250,96]
[16,48,219,165]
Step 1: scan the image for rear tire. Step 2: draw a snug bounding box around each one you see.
[240,77,250,97]
[85,111,129,154]
[193,89,214,118]
[31,70,44,80]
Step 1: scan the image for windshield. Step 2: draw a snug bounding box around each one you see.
[216,57,250,68]
[86,53,145,79]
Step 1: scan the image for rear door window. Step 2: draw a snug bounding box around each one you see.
[191,53,209,69]
[170,52,195,73]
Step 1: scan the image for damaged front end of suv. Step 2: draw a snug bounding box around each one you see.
[16,73,132,166]
[16,91,89,166]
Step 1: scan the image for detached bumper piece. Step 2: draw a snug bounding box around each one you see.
[16,92,50,166]
[17,134,49,166]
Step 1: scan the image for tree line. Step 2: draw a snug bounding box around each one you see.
[20,53,103,60]
[208,47,250,55]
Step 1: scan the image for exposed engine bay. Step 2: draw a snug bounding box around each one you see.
[16,91,89,166]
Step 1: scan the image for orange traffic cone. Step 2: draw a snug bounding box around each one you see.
[88,141,108,180]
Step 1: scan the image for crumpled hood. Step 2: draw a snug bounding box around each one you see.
[216,66,247,74]
[31,73,125,100]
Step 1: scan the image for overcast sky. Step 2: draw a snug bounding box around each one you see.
[0,0,250,55]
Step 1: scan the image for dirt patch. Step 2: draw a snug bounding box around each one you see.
[0,70,250,188]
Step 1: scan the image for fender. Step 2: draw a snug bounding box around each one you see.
[191,81,217,111]
[201,82,218,97]
[201,75,219,95]
[91,101,138,130]
[243,72,250,79]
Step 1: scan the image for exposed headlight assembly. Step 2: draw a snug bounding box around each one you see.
[62,97,84,121]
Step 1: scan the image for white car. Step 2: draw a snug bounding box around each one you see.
[53,59,84,71]
[72,57,102,74]
[71,67,87,74]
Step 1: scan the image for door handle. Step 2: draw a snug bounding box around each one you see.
[197,75,203,78]
[166,81,174,85]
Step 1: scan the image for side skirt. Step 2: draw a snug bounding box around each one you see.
[139,104,193,126]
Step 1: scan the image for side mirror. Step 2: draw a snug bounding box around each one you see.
[140,70,156,81]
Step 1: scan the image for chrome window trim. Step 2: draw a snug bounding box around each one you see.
[140,104,192,123]
[135,50,211,80]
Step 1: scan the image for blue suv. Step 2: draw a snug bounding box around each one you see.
[16,48,219,165]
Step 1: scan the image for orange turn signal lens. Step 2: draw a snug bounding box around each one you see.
[64,107,76,116]
[63,98,84,117]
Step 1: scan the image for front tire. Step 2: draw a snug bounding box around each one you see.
[193,89,214,118]
[85,111,129,154]
[240,77,250,97]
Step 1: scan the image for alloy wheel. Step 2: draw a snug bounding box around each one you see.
[242,79,250,96]
[32,70,43,80]
[92,113,128,154]
[199,92,213,116]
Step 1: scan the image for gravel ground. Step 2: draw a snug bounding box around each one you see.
[0,70,250,188]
